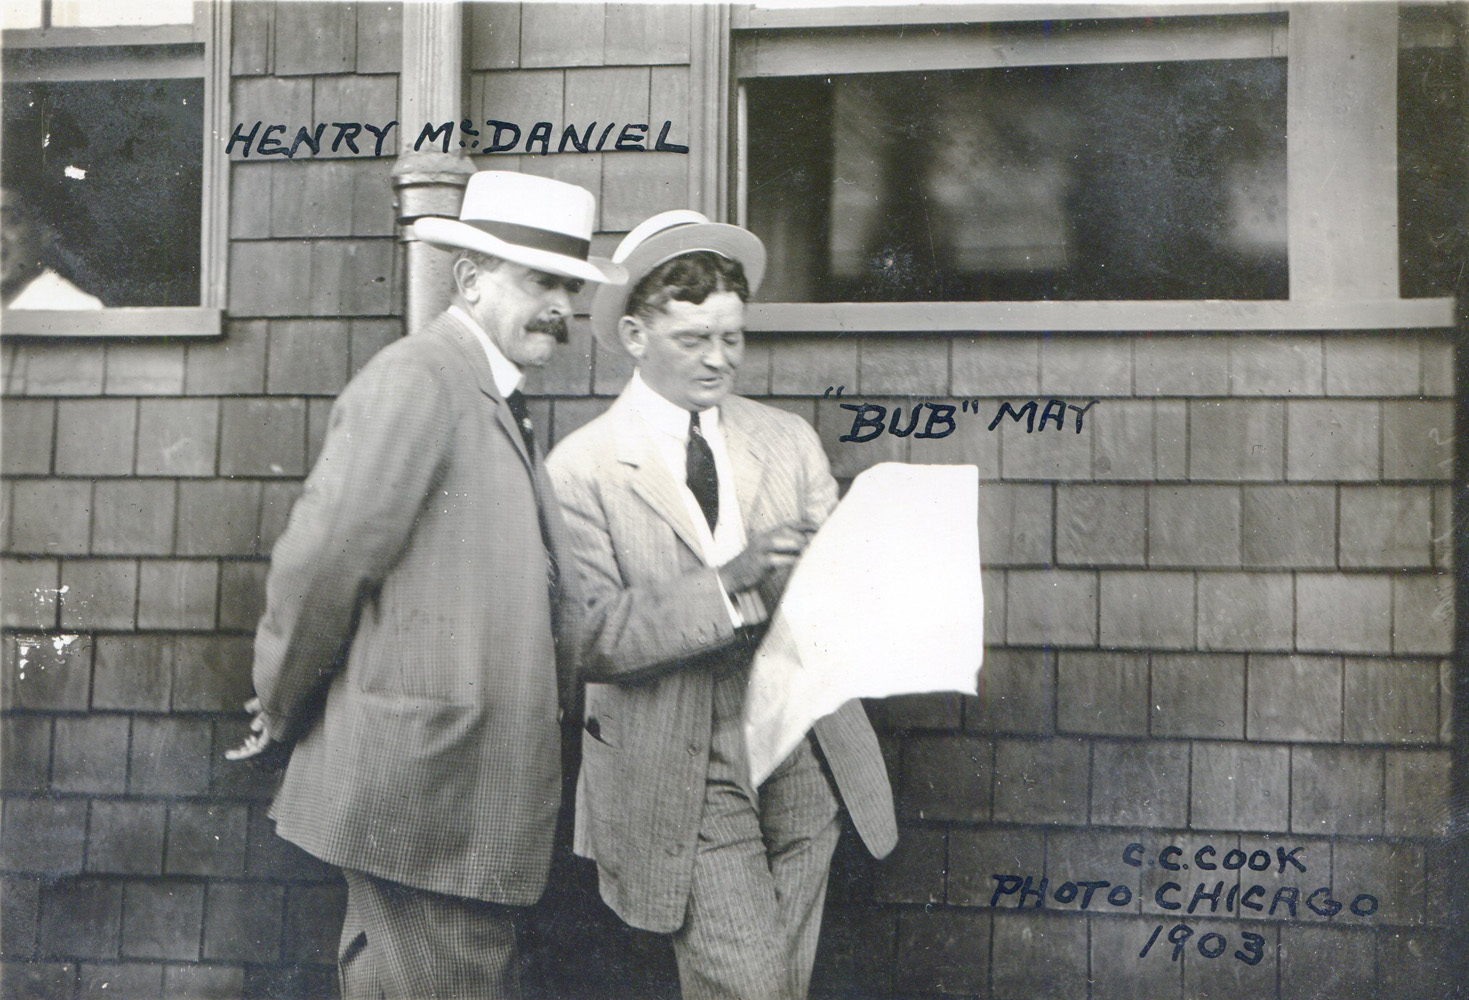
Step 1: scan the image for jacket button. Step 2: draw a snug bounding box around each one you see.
[686,743,700,757]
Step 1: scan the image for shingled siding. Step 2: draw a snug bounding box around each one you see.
[1,3,403,995]
[0,2,1459,999]
[783,332,1456,999]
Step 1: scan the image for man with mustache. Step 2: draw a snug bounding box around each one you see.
[229,171,625,999]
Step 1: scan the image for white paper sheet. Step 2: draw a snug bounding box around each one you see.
[743,462,985,786]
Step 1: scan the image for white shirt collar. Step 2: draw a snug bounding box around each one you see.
[624,370,746,584]
[448,304,524,399]
[625,369,719,440]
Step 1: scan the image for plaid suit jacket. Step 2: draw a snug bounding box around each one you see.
[547,389,898,933]
[253,310,569,906]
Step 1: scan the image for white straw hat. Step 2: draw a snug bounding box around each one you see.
[590,210,766,348]
[412,171,626,285]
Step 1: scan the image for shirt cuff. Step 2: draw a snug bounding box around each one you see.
[714,569,744,628]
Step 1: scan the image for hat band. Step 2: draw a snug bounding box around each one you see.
[461,219,590,262]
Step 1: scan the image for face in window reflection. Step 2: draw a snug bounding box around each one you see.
[3,77,203,307]
[620,292,747,412]
[1,188,45,303]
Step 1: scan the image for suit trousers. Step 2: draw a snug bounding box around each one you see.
[671,668,841,1000]
[339,869,521,1000]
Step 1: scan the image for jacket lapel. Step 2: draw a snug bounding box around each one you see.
[721,399,772,531]
[436,311,533,475]
[613,396,707,560]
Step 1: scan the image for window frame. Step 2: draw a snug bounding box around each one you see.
[0,0,229,338]
[726,2,1457,333]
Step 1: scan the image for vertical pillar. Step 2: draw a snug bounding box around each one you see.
[687,3,732,220]
[1450,7,1469,999]
[392,2,473,333]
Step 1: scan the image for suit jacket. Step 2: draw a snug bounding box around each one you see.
[253,310,570,906]
[547,388,898,933]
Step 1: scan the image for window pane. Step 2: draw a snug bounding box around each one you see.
[1399,39,1463,299]
[50,0,194,27]
[746,59,1288,302]
[3,77,202,308]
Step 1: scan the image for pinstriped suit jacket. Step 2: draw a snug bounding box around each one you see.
[253,311,570,906]
[547,388,898,934]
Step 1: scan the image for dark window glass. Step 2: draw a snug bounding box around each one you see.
[3,77,203,307]
[747,58,1288,303]
[1399,41,1464,299]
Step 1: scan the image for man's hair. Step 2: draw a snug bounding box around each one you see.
[454,248,502,273]
[625,251,749,322]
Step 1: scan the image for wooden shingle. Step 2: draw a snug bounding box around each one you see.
[520,2,605,69]
[312,76,399,158]
[231,1,273,76]
[604,3,690,66]
[355,2,403,75]
[475,70,565,151]
[469,2,521,71]
[275,1,356,77]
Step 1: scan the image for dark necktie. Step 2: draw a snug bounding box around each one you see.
[507,389,559,617]
[687,410,719,531]
[506,389,535,457]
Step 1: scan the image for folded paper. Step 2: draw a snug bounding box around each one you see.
[743,462,984,786]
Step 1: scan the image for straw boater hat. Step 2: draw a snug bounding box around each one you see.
[412,171,626,286]
[590,210,767,349]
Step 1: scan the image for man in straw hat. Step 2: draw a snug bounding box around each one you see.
[547,212,897,999]
[229,171,624,998]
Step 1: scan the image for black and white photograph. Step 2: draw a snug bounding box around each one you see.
[0,1,1464,997]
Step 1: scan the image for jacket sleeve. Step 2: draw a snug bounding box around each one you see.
[251,358,453,743]
[547,451,741,685]
[548,412,840,686]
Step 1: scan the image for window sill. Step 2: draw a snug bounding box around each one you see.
[732,3,1283,31]
[0,307,224,339]
[744,298,1457,334]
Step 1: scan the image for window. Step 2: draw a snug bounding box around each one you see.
[1,0,228,337]
[1399,4,1464,301]
[731,4,1457,332]
[748,58,1287,303]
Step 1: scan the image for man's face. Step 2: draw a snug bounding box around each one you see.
[1,193,42,296]
[463,257,582,368]
[622,291,746,411]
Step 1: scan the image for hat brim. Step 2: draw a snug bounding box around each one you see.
[412,217,626,285]
[590,222,766,351]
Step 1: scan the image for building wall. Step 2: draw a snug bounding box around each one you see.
[1,3,403,995]
[801,331,1455,999]
[0,3,1457,998]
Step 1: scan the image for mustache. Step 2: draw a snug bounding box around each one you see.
[526,316,569,343]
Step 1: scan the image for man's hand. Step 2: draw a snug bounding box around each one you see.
[719,521,818,594]
[224,697,274,761]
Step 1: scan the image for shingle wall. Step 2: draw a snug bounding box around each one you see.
[791,331,1455,999]
[1,3,400,994]
[0,2,1457,998]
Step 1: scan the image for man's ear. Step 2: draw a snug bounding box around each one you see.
[617,315,647,360]
[452,256,480,302]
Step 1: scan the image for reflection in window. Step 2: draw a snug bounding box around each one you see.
[2,78,203,308]
[1399,39,1464,299]
[747,59,1288,303]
